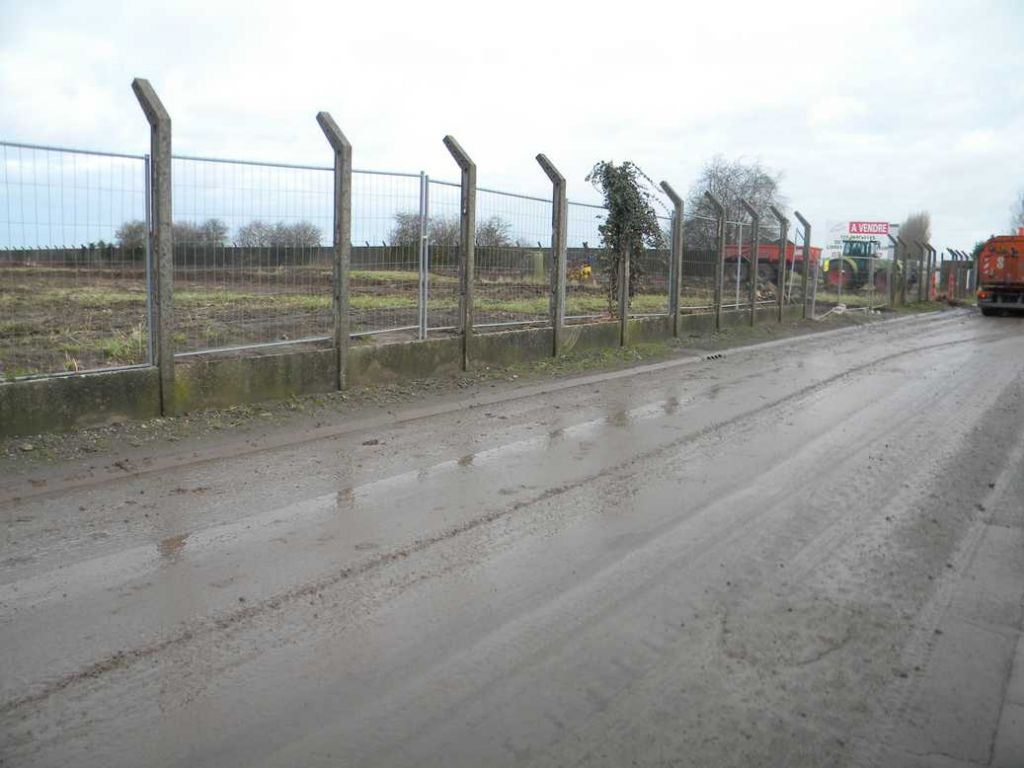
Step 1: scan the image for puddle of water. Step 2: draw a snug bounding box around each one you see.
[0,390,709,615]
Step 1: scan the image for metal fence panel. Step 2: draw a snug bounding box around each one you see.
[424,180,461,335]
[630,213,672,318]
[817,239,891,309]
[680,212,718,314]
[723,221,747,313]
[350,170,423,339]
[758,222,785,310]
[170,155,333,355]
[564,201,611,323]
[474,188,553,330]
[0,141,150,378]
[7,137,874,380]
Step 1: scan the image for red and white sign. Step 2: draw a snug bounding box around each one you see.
[848,221,890,235]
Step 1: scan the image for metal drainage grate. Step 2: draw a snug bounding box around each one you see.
[703,353,725,361]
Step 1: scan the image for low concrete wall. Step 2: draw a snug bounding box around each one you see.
[563,321,622,353]
[348,336,461,386]
[0,366,161,437]
[0,304,809,438]
[471,327,554,367]
[175,348,336,413]
[677,313,717,336]
[627,315,673,343]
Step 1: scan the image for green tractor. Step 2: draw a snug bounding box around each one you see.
[822,239,900,293]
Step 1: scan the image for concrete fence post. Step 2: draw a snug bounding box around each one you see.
[131,78,175,416]
[953,250,960,297]
[897,237,909,305]
[770,206,789,323]
[956,249,965,299]
[537,154,567,356]
[947,248,957,299]
[917,240,933,303]
[960,249,974,295]
[660,181,684,337]
[953,250,961,298]
[957,250,965,296]
[959,249,968,299]
[740,199,760,327]
[887,234,899,307]
[923,242,932,301]
[443,136,476,371]
[316,112,352,391]
[927,243,937,301]
[794,211,811,319]
[703,191,726,331]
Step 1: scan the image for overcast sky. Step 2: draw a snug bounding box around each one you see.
[2,0,1022,253]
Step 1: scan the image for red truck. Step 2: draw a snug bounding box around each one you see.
[977,233,1024,315]
[723,242,822,285]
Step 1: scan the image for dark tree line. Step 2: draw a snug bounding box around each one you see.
[114,218,322,248]
[388,214,517,248]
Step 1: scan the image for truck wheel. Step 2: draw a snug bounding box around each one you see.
[756,263,777,285]
[980,307,996,316]
[725,263,747,283]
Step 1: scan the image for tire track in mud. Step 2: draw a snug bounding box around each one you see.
[776,350,1004,590]
[854,382,1024,768]
[0,327,996,718]
[326,335,1003,768]
[0,310,972,507]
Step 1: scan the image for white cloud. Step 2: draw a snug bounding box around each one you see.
[1,0,1023,249]
[808,97,869,129]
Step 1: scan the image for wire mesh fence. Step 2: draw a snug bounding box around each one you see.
[350,170,423,339]
[424,179,461,335]
[565,201,612,323]
[759,222,786,310]
[474,188,552,330]
[169,155,334,355]
[782,225,810,309]
[629,214,671,318]
[6,131,928,388]
[721,221,749,313]
[817,241,895,309]
[680,213,718,314]
[0,141,150,379]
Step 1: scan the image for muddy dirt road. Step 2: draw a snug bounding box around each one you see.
[2,309,1023,767]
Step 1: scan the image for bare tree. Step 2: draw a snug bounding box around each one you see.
[899,211,931,246]
[430,217,461,247]
[685,156,786,247]
[174,219,229,247]
[273,221,322,247]
[388,212,513,247]
[235,221,275,247]
[1011,190,1024,232]
[115,220,147,250]
[116,218,228,248]
[475,215,512,247]
[388,212,423,246]
[234,220,322,247]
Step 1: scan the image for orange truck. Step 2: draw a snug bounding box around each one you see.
[977,232,1024,315]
